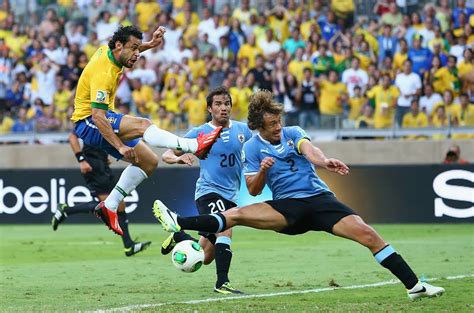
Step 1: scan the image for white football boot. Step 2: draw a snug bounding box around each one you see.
[407,281,445,300]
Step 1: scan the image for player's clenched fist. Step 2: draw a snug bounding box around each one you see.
[119,146,138,163]
[177,153,195,166]
[260,157,275,171]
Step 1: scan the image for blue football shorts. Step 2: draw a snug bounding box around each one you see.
[74,111,140,160]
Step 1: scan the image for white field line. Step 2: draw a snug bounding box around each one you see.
[91,273,474,313]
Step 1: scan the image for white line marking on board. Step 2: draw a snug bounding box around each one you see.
[90,273,474,313]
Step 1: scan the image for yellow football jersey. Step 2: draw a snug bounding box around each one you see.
[71,46,123,122]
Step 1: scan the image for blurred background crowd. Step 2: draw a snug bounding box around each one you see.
[0,0,473,140]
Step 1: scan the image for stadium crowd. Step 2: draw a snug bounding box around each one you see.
[0,0,473,140]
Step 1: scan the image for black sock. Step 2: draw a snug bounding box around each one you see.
[177,212,226,233]
[64,201,98,216]
[215,237,232,288]
[173,231,197,243]
[207,234,217,245]
[117,211,134,248]
[375,245,419,289]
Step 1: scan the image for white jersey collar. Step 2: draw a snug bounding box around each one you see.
[207,120,233,129]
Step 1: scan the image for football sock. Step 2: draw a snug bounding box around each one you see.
[117,211,134,248]
[374,244,419,289]
[177,213,226,233]
[215,236,233,288]
[207,234,217,245]
[104,165,148,211]
[64,201,98,215]
[173,231,197,243]
[143,125,198,152]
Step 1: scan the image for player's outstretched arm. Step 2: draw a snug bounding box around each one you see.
[139,26,166,53]
[299,139,349,176]
[161,149,194,166]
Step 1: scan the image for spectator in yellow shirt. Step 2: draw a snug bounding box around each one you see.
[0,111,14,134]
[237,34,263,69]
[135,0,160,32]
[152,105,175,132]
[433,55,462,97]
[356,105,374,129]
[267,6,290,42]
[452,93,474,139]
[318,70,348,128]
[131,79,154,117]
[53,78,73,130]
[288,47,312,82]
[348,85,367,121]
[431,105,449,139]
[331,0,355,27]
[186,86,208,127]
[229,76,252,121]
[458,48,473,82]
[175,1,200,28]
[393,38,408,73]
[232,0,257,25]
[366,74,399,129]
[402,99,429,139]
[432,90,461,123]
[188,45,207,82]
[161,77,181,115]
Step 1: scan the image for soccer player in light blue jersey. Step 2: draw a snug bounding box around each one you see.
[161,86,252,294]
[154,90,445,301]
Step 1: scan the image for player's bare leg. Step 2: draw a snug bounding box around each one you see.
[332,215,444,300]
[199,237,215,265]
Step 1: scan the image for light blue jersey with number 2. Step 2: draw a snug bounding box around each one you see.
[185,121,252,203]
[243,126,332,200]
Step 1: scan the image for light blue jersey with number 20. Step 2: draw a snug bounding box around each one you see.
[243,126,332,200]
[185,121,252,203]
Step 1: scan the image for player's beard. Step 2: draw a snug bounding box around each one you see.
[119,52,137,68]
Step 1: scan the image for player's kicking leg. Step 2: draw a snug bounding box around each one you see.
[332,214,445,300]
[94,116,222,235]
[153,200,445,300]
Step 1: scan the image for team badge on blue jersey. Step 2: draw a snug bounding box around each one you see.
[238,134,245,143]
[287,139,294,149]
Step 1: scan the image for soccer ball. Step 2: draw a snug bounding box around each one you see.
[171,240,204,273]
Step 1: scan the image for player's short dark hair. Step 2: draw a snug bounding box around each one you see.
[108,25,143,50]
[248,90,283,130]
[206,86,232,108]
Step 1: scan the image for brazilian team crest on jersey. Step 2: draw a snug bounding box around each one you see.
[96,90,107,103]
[238,134,245,143]
[287,139,294,148]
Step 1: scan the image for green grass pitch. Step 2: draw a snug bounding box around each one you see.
[1,224,473,312]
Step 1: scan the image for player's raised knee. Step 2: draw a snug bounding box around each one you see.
[140,118,153,133]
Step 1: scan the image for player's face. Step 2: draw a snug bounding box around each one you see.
[260,113,282,143]
[209,94,231,126]
[118,36,141,68]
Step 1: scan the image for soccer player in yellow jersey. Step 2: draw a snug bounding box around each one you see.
[71,25,222,235]
[402,99,429,140]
